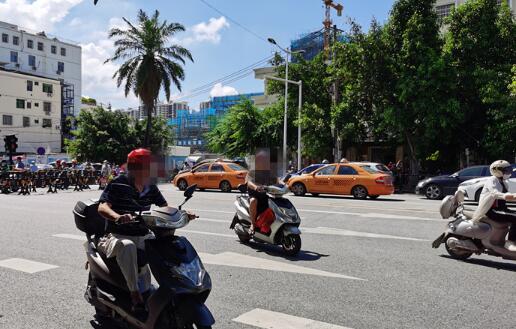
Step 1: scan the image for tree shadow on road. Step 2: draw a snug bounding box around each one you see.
[241,241,329,262]
[439,255,516,272]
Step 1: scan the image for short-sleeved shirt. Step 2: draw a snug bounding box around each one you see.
[100,175,167,235]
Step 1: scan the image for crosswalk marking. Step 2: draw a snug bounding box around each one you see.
[302,227,428,241]
[297,209,441,222]
[0,258,59,274]
[233,308,353,329]
[199,252,365,281]
[53,233,87,241]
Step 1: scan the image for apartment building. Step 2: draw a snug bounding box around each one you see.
[0,68,62,153]
[434,0,514,20]
[0,21,81,117]
[137,101,190,121]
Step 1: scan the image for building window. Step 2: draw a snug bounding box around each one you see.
[42,118,52,128]
[51,45,56,54]
[16,99,25,109]
[34,102,39,107]
[2,33,8,43]
[37,42,44,51]
[42,83,53,94]
[27,80,33,91]
[57,61,64,73]
[10,51,18,63]
[435,4,454,19]
[3,115,13,125]
[23,117,30,127]
[27,39,33,48]
[43,102,52,114]
[27,102,32,109]
[34,119,39,124]
[12,36,19,45]
[60,47,66,56]
[28,55,36,67]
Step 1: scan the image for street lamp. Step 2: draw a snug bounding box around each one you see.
[268,37,305,173]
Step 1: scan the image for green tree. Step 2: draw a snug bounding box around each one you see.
[444,0,516,160]
[66,107,173,164]
[105,9,193,148]
[206,99,263,158]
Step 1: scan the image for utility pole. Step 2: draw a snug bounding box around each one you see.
[322,0,343,162]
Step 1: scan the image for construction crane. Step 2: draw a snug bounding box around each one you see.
[323,0,343,52]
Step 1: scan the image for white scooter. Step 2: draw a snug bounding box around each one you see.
[432,190,516,261]
[229,184,302,256]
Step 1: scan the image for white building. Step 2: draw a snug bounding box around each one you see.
[435,0,514,20]
[137,101,190,120]
[0,21,81,116]
[0,68,62,153]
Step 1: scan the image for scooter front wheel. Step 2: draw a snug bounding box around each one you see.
[445,236,473,260]
[282,234,301,256]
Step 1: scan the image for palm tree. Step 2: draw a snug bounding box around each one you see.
[105,9,193,147]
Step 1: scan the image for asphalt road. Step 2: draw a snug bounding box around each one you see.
[0,185,514,329]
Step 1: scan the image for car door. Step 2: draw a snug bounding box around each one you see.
[446,166,485,195]
[333,165,359,195]
[311,165,337,193]
[191,164,210,188]
[205,163,225,189]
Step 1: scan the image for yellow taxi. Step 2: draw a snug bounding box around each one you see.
[288,162,394,199]
[172,161,248,192]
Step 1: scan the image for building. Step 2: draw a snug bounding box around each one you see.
[290,30,347,63]
[169,93,264,151]
[434,0,514,21]
[137,101,190,121]
[0,21,81,117]
[0,68,62,154]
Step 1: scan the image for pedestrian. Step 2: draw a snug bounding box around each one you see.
[29,161,38,173]
[15,157,25,170]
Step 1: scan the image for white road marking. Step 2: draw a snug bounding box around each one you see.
[197,217,230,223]
[179,229,235,238]
[53,233,87,241]
[0,258,59,274]
[198,251,365,281]
[233,308,353,329]
[297,209,441,222]
[302,227,428,241]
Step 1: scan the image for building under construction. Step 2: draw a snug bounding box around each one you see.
[290,29,347,63]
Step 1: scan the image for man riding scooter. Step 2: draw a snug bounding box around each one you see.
[473,160,516,251]
[97,148,195,311]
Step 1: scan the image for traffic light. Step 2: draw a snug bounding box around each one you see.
[3,135,18,153]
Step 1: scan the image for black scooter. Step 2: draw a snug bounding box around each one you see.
[73,184,214,328]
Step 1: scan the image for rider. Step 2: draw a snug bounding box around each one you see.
[246,149,278,235]
[322,159,329,164]
[476,160,516,251]
[97,149,170,309]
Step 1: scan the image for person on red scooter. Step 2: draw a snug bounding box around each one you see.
[476,160,516,251]
[246,148,279,235]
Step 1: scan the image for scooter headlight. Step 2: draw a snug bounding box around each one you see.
[171,258,206,286]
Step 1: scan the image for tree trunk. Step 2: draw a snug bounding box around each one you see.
[144,100,154,148]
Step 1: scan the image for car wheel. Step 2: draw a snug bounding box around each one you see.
[219,180,232,192]
[177,179,188,191]
[351,185,368,199]
[474,189,482,203]
[425,184,442,200]
[291,183,306,196]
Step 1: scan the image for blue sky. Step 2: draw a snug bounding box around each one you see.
[0,0,395,109]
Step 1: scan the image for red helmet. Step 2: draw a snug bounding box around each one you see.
[56,159,61,164]
[127,148,151,165]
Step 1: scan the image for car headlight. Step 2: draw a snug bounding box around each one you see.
[417,180,428,187]
[170,257,206,286]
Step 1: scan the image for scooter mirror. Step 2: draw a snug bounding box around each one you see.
[184,184,197,198]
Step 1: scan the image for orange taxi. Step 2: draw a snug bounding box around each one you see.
[288,162,394,199]
[172,161,248,192]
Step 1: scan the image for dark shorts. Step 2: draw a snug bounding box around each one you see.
[248,188,269,215]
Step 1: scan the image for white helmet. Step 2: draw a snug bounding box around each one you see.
[322,159,329,164]
[490,160,512,179]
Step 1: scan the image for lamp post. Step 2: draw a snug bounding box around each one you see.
[268,37,305,172]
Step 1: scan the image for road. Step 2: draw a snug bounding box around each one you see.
[0,185,514,329]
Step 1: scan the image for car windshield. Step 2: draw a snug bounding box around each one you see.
[227,163,246,171]
[301,165,320,174]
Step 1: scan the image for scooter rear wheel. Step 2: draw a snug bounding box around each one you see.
[282,234,301,256]
[445,236,473,260]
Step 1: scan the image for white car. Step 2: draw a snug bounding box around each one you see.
[459,176,516,202]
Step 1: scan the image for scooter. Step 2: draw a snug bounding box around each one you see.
[432,190,516,261]
[230,184,302,256]
[73,184,215,329]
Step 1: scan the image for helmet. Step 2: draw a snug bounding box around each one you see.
[490,160,512,179]
[72,159,77,164]
[322,159,329,164]
[56,159,61,164]
[127,148,151,165]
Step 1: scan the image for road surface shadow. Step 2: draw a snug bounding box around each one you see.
[439,255,516,272]
[292,194,405,202]
[242,241,329,262]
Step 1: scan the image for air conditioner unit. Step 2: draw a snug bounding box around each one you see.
[56,70,61,75]
[15,63,20,68]
[47,92,52,97]
[32,66,36,70]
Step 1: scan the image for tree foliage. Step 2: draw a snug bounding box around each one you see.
[106,9,193,147]
[66,107,173,164]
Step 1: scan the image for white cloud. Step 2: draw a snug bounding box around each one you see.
[181,16,229,45]
[68,17,82,27]
[209,83,238,97]
[0,0,83,31]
